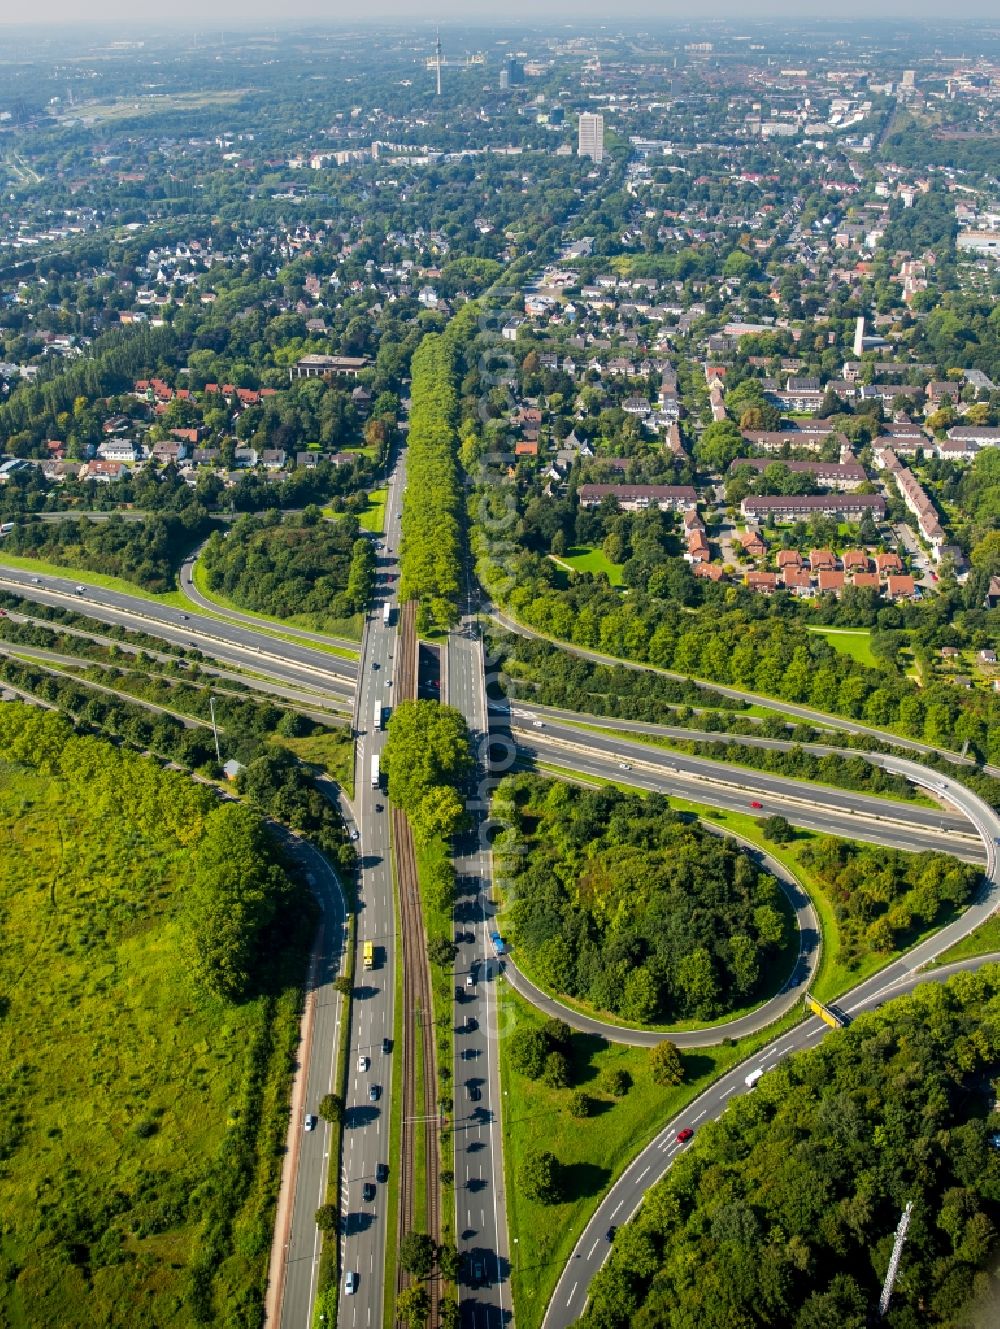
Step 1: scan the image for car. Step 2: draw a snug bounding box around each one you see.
[606,1226,617,1242]
[471,1257,484,1284]
[362,1182,376,1202]
[358,1055,369,1073]
[618,762,632,771]
[375,802,384,812]
[344,1271,358,1295]
[31,576,40,583]
[372,661,379,670]
[465,1016,478,1033]
[749,801,763,810]
[467,1083,481,1102]
[532,720,544,729]
[382,1036,392,1054]
[676,1127,694,1144]
[377,1162,389,1183]
[369,1083,381,1102]
[304,1114,317,1132]
[461,1047,476,1060]
[466,973,475,988]
[75,584,85,594]
[349,828,359,842]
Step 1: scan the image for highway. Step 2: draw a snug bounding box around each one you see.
[543,950,1000,1329]
[268,835,349,1329]
[542,755,1000,1329]
[332,450,407,1329]
[446,586,513,1328]
[505,716,985,863]
[0,569,357,702]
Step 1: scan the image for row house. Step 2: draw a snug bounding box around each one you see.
[741,493,886,522]
[874,448,946,559]
[729,458,867,490]
[577,484,698,513]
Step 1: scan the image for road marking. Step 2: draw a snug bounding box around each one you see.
[610,1201,623,1218]
[587,1241,598,1259]
[636,1166,649,1182]
[567,1282,578,1304]
[693,1110,706,1122]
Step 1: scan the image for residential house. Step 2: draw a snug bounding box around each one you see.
[741,494,885,522]
[886,574,917,600]
[577,484,698,513]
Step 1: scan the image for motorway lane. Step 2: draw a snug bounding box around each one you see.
[334,451,407,1329]
[543,951,1000,1329]
[447,611,512,1328]
[510,727,984,864]
[0,570,357,700]
[271,836,349,1329]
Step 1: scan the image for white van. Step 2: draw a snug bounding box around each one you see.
[744,1067,764,1089]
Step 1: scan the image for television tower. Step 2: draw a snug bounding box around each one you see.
[435,29,442,96]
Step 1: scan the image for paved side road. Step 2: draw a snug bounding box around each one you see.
[543,951,1000,1329]
[502,829,819,1048]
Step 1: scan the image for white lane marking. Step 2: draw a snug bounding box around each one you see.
[610,1201,623,1218]
[587,1241,599,1259]
[693,1110,706,1122]
[636,1166,649,1182]
[567,1282,578,1305]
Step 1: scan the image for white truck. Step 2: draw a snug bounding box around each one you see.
[370,754,380,789]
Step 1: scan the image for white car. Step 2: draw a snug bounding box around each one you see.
[304,1114,317,1132]
[358,1055,369,1073]
[618,762,632,771]
[345,1270,358,1295]
[349,828,360,842]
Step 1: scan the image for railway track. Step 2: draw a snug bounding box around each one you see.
[394,600,442,1318]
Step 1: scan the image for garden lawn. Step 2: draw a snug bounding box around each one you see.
[806,626,878,668]
[552,545,623,586]
[0,724,306,1329]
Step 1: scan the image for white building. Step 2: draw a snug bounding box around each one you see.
[578,113,605,164]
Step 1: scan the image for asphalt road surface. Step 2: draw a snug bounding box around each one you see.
[0,569,357,702]
[447,585,513,1329]
[332,451,406,1329]
[508,720,984,863]
[543,951,1000,1329]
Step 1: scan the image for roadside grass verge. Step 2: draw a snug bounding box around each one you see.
[359,489,388,534]
[277,728,356,800]
[499,981,805,1329]
[933,913,1000,967]
[0,549,190,605]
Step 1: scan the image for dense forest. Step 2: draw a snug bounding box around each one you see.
[398,329,463,631]
[580,966,1000,1329]
[494,776,791,1024]
[199,508,372,618]
[3,507,212,591]
[801,836,979,962]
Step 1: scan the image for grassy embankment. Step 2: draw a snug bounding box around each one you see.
[0,711,309,1329]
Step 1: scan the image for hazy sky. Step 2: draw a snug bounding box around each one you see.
[1,1,998,24]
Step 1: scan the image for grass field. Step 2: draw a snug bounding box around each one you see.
[0,709,307,1328]
[499,983,797,1329]
[549,545,624,586]
[807,626,878,668]
[359,489,388,535]
[934,914,1000,967]
[276,726,356,799]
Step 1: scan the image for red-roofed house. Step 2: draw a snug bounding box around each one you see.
[818,570,845,594]
[887,574,917,599]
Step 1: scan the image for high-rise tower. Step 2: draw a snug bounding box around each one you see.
[578,112,605,163]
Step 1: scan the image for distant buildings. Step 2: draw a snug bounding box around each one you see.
[578,113,605,164]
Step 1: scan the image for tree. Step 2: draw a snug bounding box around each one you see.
[650,1041,685,1087]
[694,420,745,473]
[382,700,472,819]
[334,975,353,997]
[411,785,466,846]
[510,1028,550,1079]
[318,1093,343,1123]
[519,1149,562,1204]
[395,1282,430,1328]
[542,1050,571,1088]
[399,1231,436,1280]
[602,1068,632,1098]
[314,1204,339,1233]
[568,1090,597,1118]
[428,936,457,968]
[438,1243,461,1280]
[761,814,794,843]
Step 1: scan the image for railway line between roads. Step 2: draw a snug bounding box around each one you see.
[393,597,442,1317]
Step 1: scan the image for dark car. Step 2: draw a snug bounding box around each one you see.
[465,1016,478,1033]
[676,1127,694,1144]
[466,1083,481,1102]
[606,1226,617,1242]
[369,1084,381,1102]
[471,1257,484,1284]
[382,1036,392,1055]
[362,1181,376,1202]
[377,1163,389,1183]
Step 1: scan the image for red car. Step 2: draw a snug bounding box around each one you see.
[749,801,763,810]
[676,1128,694,1144]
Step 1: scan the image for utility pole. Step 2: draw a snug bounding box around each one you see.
[209,695,221,763]
[879,1200,914,1318]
